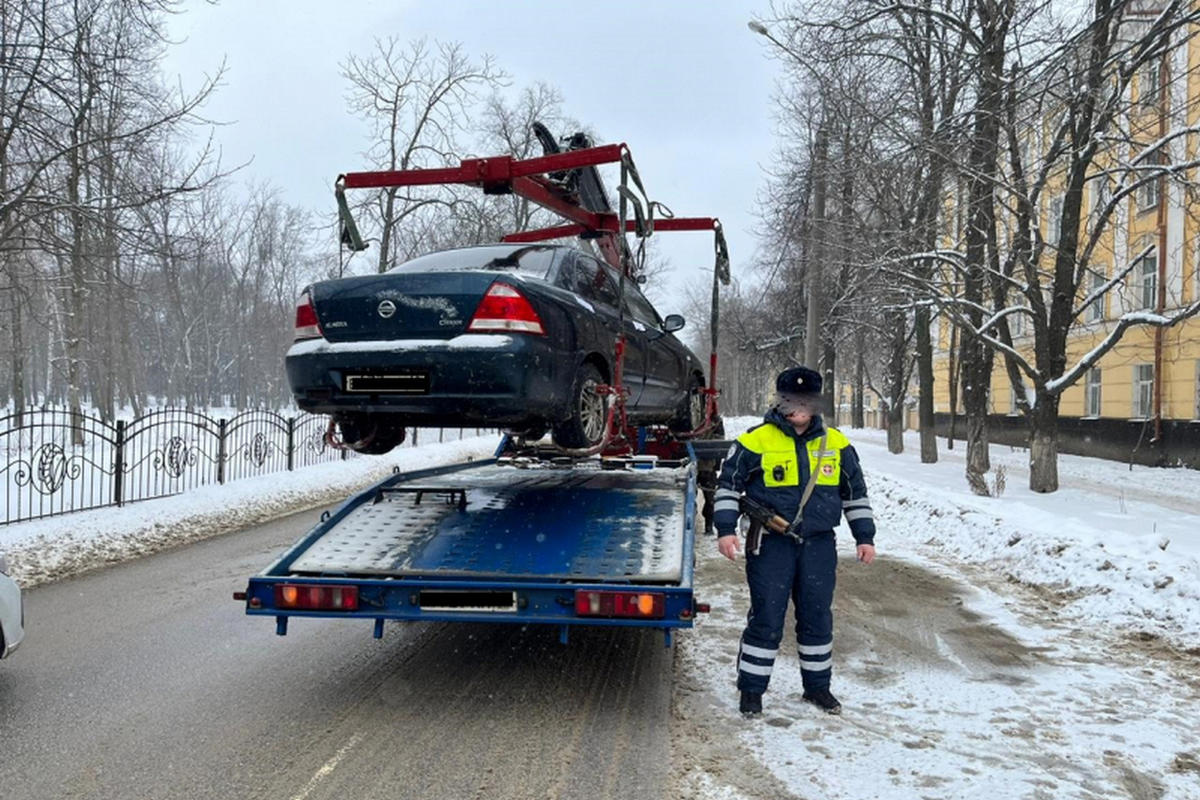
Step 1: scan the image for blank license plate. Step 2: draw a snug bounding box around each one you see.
[344,371,430,394]
[418,590,517,612]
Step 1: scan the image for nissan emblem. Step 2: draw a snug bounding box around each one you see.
[377,299,397,319]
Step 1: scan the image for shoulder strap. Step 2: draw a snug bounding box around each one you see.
[789,432,827,531]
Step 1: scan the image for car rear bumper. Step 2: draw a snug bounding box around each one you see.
[286,334,575,425]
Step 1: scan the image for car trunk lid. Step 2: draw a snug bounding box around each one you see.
[309,272,509,342]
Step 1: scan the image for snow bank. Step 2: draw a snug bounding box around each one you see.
[727,416,1200,649]
[0,436,501,587]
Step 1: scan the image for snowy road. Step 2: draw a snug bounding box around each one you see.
[1,428,1198,798]
[0,506,675,800]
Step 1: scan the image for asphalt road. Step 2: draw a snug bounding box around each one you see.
[0,508,675,800]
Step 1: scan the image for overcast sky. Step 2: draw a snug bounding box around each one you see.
[161,1,781,318]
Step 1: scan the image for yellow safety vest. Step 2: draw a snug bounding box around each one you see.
[736,424,848,488]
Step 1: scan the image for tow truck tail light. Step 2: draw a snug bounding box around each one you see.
[294,290,324,341]
[467,282,546,335]
[574,590,665,619]
[274,583,358,611]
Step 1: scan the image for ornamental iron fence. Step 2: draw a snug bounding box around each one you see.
[0,409,482,525]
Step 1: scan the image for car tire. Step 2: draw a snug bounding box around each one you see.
[552,363,608,449]
[337,415,407,455]
[669,375,706,432]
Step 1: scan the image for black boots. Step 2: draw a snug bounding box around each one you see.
[802,687,842,715]
[739,691,763,717]
[741,688,842,717]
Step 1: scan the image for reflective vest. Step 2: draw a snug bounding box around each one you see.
[736,423,850,489]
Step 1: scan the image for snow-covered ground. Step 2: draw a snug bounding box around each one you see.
[0,436,501,586]
[2,419,1198,798]
[674,417,1200,800]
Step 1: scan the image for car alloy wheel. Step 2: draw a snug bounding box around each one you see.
[552,363,609,449]
[579,375,607,443]
[670,375,706,432]
[687,385,705,428]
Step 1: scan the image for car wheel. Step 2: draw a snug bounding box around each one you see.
[336,414,407,455]
[504,423,548,444]
[552,363,608,448]
[669,375,706,432]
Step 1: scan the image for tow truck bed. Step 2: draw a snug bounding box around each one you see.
[238,453,703,644]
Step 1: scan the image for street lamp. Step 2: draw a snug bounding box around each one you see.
[748,19,826,369]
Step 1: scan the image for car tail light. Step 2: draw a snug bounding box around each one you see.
[467,282,546,335]
[274,583,359,611]
[294,290,324,341]
[574,590,665,619]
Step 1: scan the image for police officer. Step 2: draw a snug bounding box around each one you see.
[713,366,876,717]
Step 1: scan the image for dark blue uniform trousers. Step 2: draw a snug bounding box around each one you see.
[736,530,837,694]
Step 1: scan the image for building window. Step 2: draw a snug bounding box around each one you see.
[1047,195,1063,246]
[1139,172,1160,210]
[1009,291,1025,337]
[1141,60,1162,109]
[1137,250,1157,310]
[1090,176,1111,222]
[1087,269,1106,322]
[1132,364,1154,420]
[1085,368,1102,417]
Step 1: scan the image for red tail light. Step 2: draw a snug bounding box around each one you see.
[295,290,323,341]
[574,590,665,619]
[467,282,545,335]
[274,583,358,611]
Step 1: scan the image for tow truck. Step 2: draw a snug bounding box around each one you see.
[235,127,732,644]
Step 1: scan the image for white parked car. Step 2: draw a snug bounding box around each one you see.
[0,553,24,658]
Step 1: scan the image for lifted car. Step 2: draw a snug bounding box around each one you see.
[287,243,707,453]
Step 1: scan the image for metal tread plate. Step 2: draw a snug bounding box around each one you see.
[289,464,689,582]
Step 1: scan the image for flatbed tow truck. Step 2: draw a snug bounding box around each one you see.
[235,127,732,645]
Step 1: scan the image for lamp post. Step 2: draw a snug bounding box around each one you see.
[748,20,826,369]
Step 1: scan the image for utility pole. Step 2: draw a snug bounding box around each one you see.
[806,122,828,368]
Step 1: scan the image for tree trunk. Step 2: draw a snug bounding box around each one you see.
[7,265,25,425]
[887,404,904,454]
[822,340,836,427]
[884,309,907,453]
[852,335,865,429]
[946,324,959,449]
[1028,390,1060,492]
[915,304,937,463]
[377,188,397,274]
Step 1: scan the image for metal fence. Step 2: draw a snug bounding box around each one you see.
[0,409,481,525]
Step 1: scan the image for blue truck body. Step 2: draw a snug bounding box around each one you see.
[239,444,705,645]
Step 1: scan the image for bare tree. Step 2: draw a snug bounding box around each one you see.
[341,37,505,273]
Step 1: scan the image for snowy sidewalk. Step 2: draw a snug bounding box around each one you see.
[675,418,1200,800]
[846,424,1200,649]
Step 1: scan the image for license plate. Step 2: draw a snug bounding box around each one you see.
[344,371,430,394]
[418,590,517,612]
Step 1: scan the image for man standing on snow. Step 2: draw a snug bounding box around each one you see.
[713,366,876,717]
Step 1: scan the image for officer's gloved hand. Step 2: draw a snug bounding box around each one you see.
[717,534,740,561]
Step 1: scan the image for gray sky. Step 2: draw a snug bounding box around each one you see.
[162,1,780,318]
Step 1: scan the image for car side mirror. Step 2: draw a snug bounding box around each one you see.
[662,314,685,333]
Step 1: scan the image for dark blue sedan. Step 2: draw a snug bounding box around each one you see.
[287,244,707,452]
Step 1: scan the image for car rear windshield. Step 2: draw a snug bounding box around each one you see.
[389,245,557,279]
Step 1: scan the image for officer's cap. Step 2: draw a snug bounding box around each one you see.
[774,366,823,415]
[776,366,822,396]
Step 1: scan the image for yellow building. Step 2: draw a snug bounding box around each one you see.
[928,15,1200,464]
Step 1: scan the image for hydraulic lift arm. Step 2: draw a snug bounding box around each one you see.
[334,129,731,452]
